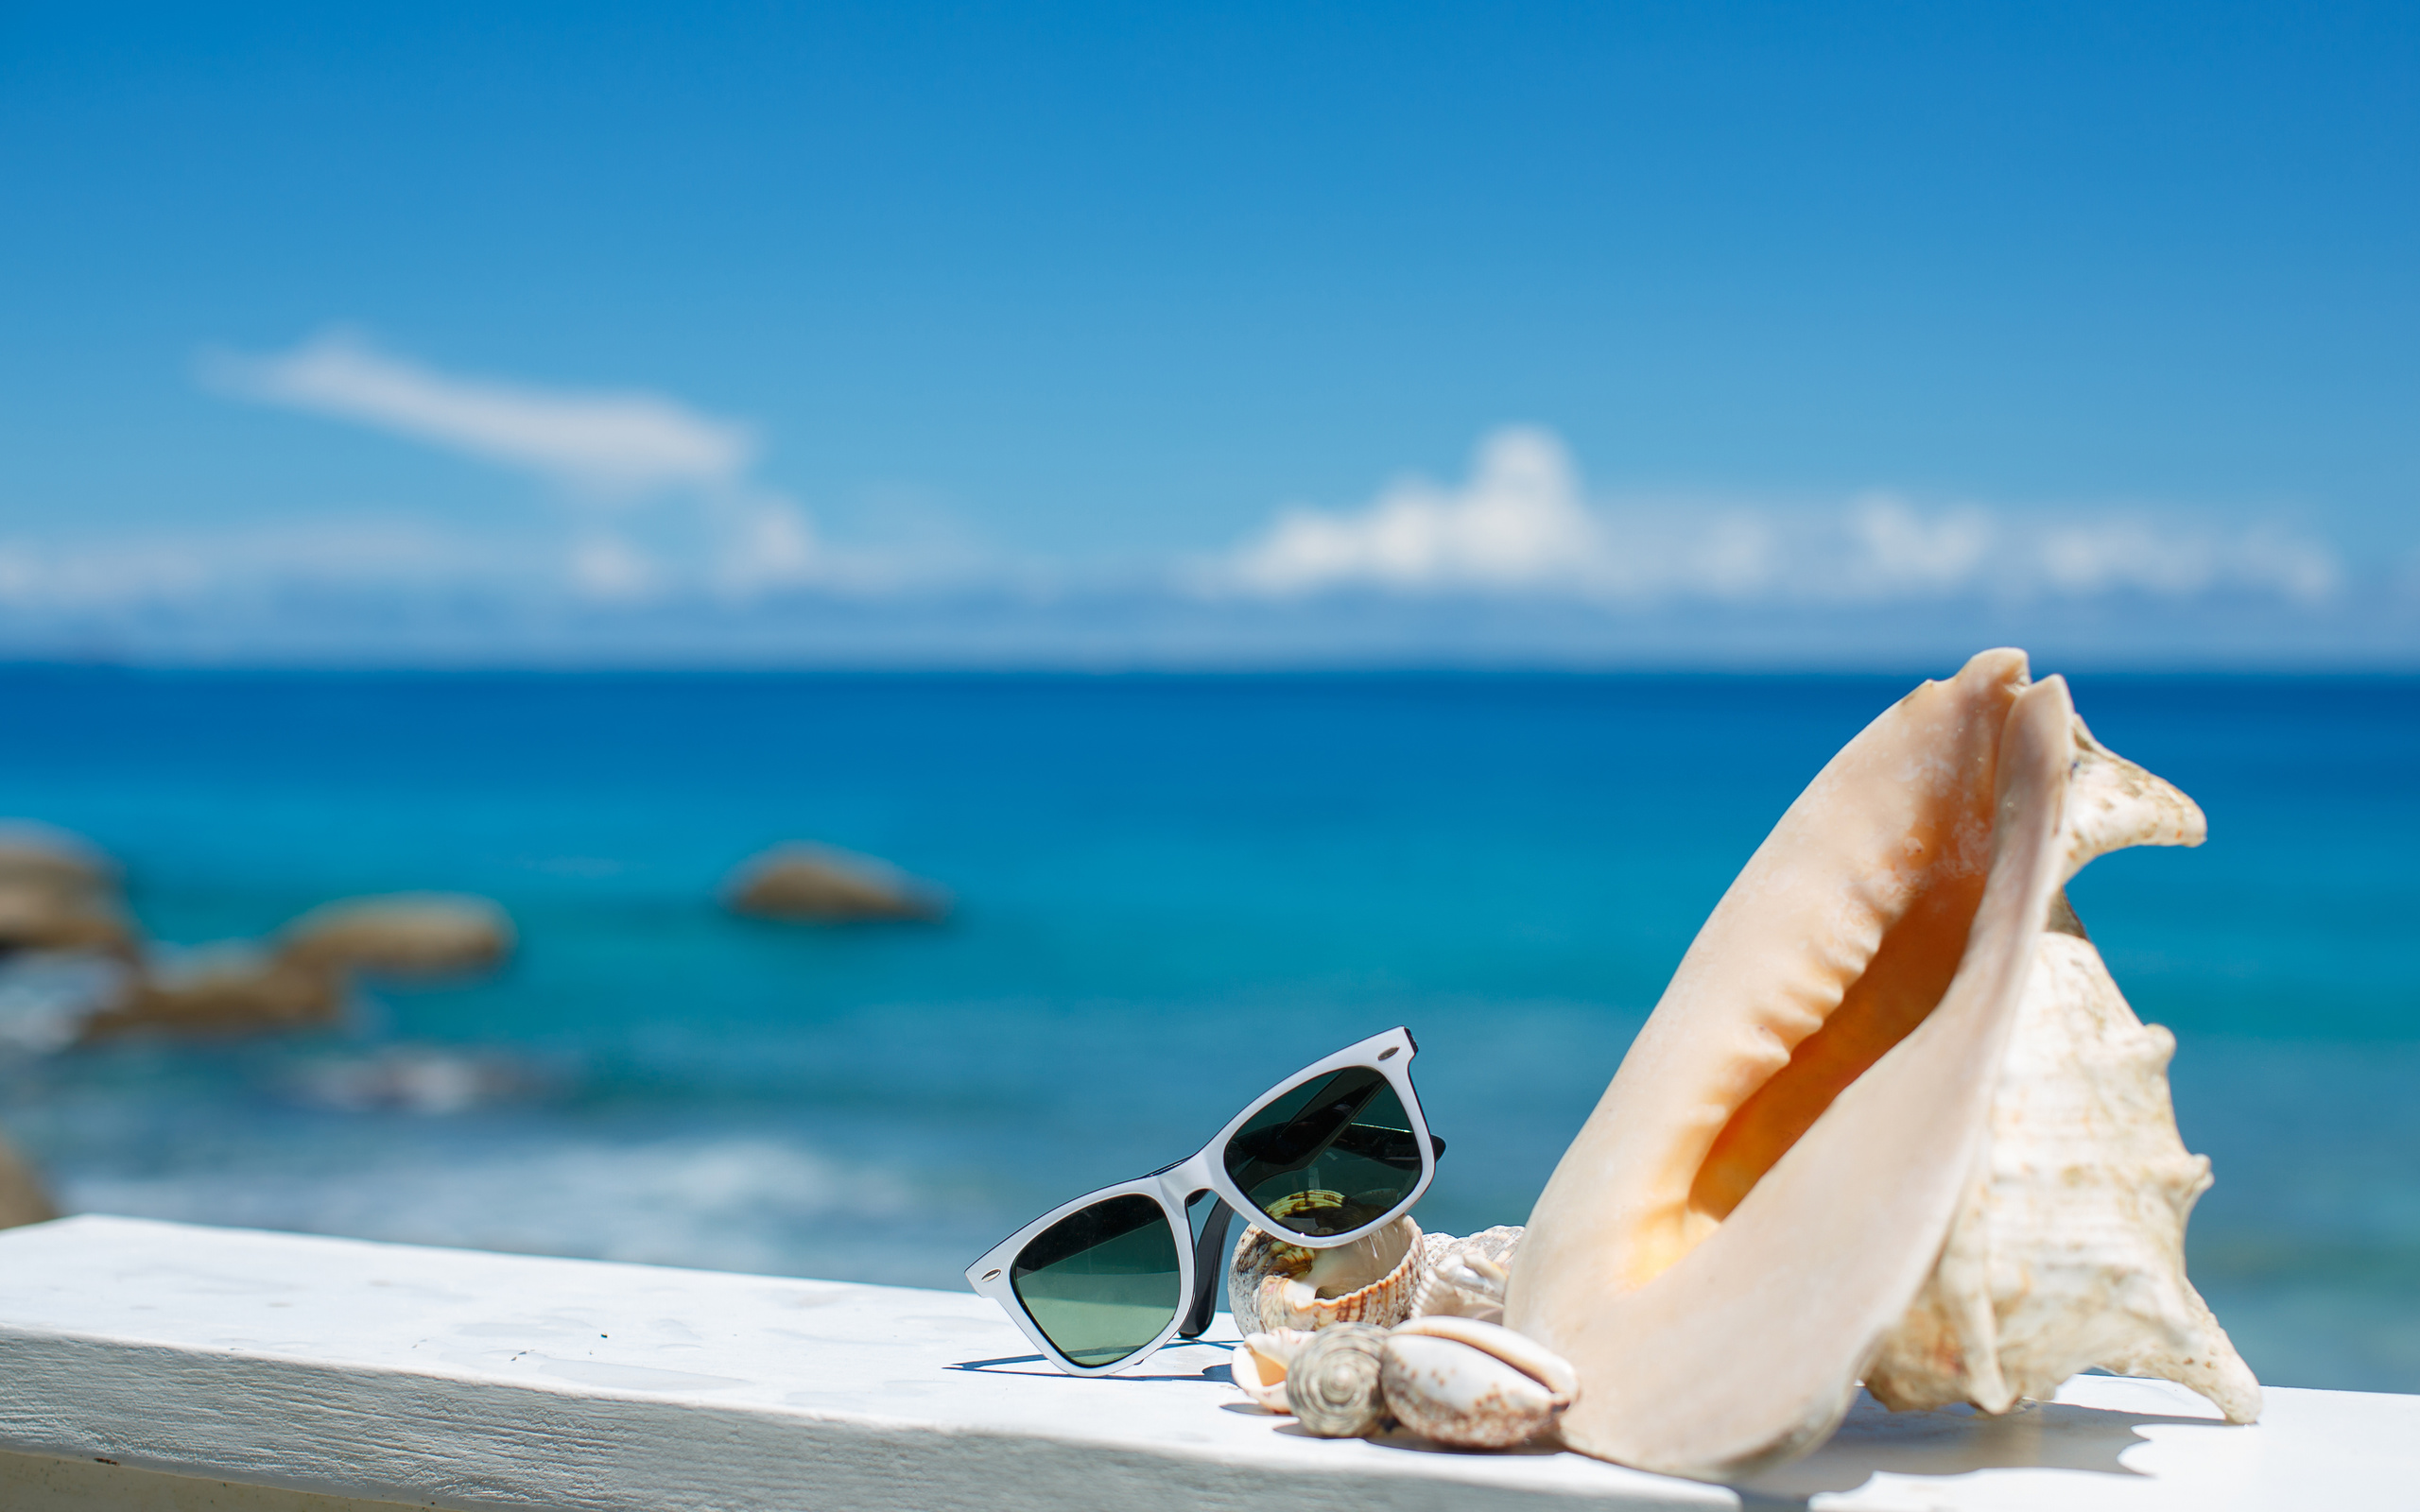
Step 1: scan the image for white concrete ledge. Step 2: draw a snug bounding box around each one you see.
[0,1215,2411,1510]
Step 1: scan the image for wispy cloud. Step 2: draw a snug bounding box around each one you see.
[1207,425,2342,610]
[0,518,502,611]
[202,331,755,501]
[199,331,851,604]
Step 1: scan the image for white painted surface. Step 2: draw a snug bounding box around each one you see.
[0,1215,2410,1511]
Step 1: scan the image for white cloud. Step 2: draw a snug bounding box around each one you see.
[568,534,663,603]
[709,496,823,599]
[201,330,756,502]
[1211,424,2342,611]
[1848,496,1995,595]
[1225,428,1608,594]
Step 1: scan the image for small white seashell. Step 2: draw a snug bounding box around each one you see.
[1380,1315,1577,1450]
[1411,1226,1523,1323]
[1227,1212,1423,1335]
[1230,1329,1314,1413]
[1287,1323,1390,1437]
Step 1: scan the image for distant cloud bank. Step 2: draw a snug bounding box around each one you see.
[1207,427,2341,610]
[0,339,2401,666]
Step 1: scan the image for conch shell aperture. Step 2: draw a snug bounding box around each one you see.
[1506,649,2259,1482]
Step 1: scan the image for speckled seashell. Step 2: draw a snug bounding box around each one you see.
[1227,1212,1423,1336]
[1230,1329,1314,1413]
[1287,1323,1389,1437]
[1411,1226,1523,1324]
[1381,1315,1577,1449]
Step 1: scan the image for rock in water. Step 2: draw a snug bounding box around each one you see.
[0,1131,57,1229]
[279,893,515,978]
[0,822,115,893]
[82,949,346,1040]
[724,845,949,922]
[0,822,135,957]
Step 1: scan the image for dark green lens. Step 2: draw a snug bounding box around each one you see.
[1010,1194,1182,1367]
[1222,1066,1423,1238]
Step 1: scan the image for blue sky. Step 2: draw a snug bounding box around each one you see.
[2,2,2414,664]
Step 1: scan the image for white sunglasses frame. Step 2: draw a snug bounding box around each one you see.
[964,1025,1440,1377]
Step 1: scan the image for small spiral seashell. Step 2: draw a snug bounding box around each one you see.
[1286,1323,1390,1437]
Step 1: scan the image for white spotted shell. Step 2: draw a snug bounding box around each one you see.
[1380,1315,1577,1449]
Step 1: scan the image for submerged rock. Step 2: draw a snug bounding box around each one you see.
[0,824,511,1040]
[725,845,949,923]
[0,822,135,957]
[76,894,513,1042]
[0,822,116,893]
[0,883,135,956]
[0,1131,57,1229]
[279,893,515,979]
[83,949,346,1040]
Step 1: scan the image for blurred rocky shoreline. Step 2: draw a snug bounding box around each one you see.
[0,823,950,1230]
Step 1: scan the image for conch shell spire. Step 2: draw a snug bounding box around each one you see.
[1506,649,2257,1481]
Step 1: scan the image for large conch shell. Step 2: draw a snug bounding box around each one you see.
[1227,1211,1423,1334]
[1506,649,2259,1482]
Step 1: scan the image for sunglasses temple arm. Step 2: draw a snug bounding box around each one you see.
[1176,1199,1236,1339]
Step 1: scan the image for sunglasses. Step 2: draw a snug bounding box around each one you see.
[965,1025,1443,1376]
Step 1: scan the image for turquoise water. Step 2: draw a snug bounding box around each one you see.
[1,667,2414,1391]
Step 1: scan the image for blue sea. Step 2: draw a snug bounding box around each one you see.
[1,668,2414,1393]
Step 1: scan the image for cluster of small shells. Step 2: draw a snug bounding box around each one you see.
[1225,1216,1574,1449]
[1226,1207,1524,1335]
[1230,1314,1575,1448]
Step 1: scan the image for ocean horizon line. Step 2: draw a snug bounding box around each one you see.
[8,653,2420,679]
